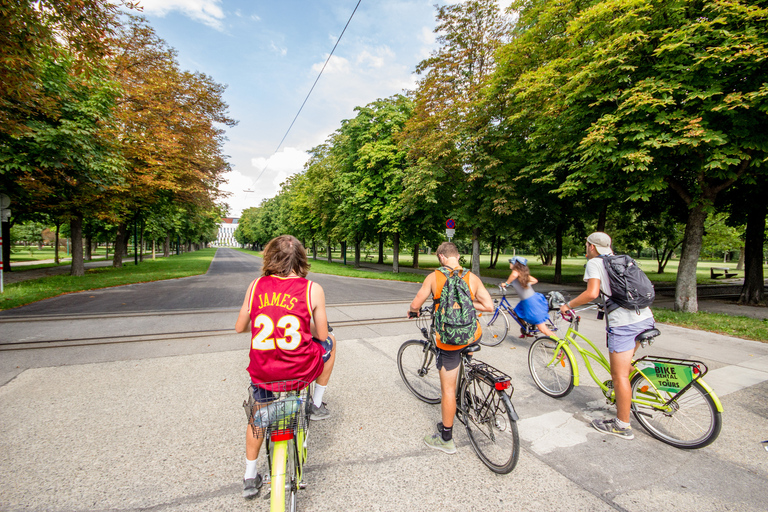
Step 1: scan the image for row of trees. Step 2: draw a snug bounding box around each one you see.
[0,1,234,274]
[236,0,767,311]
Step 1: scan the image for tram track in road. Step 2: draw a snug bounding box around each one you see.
[0,301,415,351]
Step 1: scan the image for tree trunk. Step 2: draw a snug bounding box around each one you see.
[152,239,156,260]
[113,222,127,268]
[392,232,400,273]
[675,206,707,312]
[312,240,317,260]
[163,235,170,257]
[139,220,145,263]
[739,200,766,305]
[354,237,361,268]
[736,246,744,271]
[471,227,480,275]
[596,205,607,232]
[69,214,85,277]
[55,222,60,265]
[85,234,92,261]
[327,239,332,263]
[377,232,385,264]
[412,243,419,269]
[554,223,563,285]
[488,235,497,269]
[341,241,347,265]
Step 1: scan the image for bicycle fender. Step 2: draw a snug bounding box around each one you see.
[506,397,520,421]
[562,344,580,387]
[696,378,724,412]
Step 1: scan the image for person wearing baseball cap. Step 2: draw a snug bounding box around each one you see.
[559,231,654,441]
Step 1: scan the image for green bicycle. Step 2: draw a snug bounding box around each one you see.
[244,380,312,512]
[527,305,723,449]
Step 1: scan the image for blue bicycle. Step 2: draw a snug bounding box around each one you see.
[478,285,565,347]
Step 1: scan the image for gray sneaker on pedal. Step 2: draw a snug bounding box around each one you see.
[242,474,263,499]
[309,402,331,421]
[592,418,634,440]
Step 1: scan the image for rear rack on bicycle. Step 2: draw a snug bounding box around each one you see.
[243,380,312,440]
[633,356,708,393]
[467,360,513,391]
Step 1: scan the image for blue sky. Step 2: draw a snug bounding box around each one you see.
[135,0,452,216]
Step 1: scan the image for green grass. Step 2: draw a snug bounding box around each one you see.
[653,309,768,342]
[9,245,114,262]
[1,249,216,311]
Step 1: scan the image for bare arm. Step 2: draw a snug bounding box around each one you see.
[560,278,601,314]
[409,273,436,316]
[235,280,256,333]
[471,274,494,312]
[310,282,329,341]
[503,270,519,286]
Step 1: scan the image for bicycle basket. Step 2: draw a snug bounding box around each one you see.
[243,380,312,440]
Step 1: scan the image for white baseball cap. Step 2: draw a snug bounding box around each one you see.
[587,232,613,255]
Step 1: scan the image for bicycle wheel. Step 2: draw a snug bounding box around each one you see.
[528,336,574,398]
[397,340,441,404]
[547,309,564,336]
[270,440,288,512]
[461,376,520,474]
[478,309,509,346]
[630,374,722,449]
[287,440,297,512]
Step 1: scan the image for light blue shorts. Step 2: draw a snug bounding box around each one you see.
[606,318,656,353]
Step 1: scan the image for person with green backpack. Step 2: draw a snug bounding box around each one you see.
[408,242,493,454]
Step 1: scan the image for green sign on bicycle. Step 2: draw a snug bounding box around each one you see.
[635,361,695,393]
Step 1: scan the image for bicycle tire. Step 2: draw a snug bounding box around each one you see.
[630,374,722,449]
[528,336,575,398]
[270,440,288,512]
[461,377,520,474]
[478,308,509,346]
[287,440,297,512]
[397,340,441,404]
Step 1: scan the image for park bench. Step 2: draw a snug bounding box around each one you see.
[710,267,738,279]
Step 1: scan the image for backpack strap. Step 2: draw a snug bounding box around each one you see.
[433,266,474,301]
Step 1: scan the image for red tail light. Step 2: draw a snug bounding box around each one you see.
[495,381,511,391]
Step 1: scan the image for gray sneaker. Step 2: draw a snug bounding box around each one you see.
[424,431,457,454]
[242,474,263,499]
[309,402,331,421]
[592,418,634,440]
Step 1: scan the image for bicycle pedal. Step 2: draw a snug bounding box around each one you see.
[299,482,308,489]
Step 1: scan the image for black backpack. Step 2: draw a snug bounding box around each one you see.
[598,254,655,313]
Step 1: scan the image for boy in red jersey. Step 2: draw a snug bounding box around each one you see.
[235,235,336,499]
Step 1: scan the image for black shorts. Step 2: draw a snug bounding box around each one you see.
[435,343,476,372]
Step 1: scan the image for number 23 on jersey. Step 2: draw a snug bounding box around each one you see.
[252,313,302,351]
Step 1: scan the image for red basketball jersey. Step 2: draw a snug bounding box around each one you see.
[246,275,324,387]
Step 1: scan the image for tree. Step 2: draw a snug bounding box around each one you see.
[557,0,768,311]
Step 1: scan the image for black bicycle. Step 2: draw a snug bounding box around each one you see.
[397,304,520,474]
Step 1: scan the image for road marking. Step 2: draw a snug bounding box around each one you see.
[701,359,768,397]
[519,410,593,455]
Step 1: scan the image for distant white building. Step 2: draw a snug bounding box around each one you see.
[213,217,239,247]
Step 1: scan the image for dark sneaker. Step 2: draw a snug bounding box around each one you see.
[424,431,457,454]
[242,474,263,499]
[592,418,634,440]
[309,402,331,421]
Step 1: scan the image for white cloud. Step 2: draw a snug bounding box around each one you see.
[356,46,395,69]
[137,0,225,30]
[311,54,350,74]
[270,41,288,57]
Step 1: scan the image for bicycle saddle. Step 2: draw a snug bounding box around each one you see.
[634,328,660,343]
[461,344,482,355]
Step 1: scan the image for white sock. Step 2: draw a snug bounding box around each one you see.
[244,457,258,480]
[313,384,326,407]
[615,418,630,429]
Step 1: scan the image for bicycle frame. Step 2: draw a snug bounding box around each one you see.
[549,311,723,412]
[493,288,548,337]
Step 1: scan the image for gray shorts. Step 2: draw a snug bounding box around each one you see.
[606,318,656,353]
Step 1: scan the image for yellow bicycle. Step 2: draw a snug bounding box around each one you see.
[528,305,722,449]
[244,380,311,512]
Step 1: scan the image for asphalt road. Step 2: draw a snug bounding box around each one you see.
[1,248,767,512]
